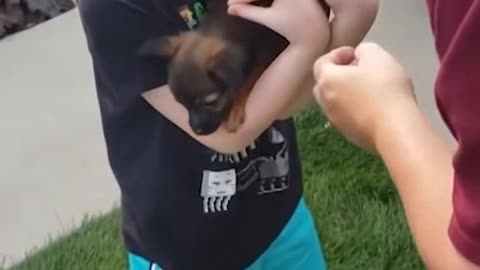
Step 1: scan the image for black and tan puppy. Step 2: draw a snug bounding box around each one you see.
[140,0,329,135]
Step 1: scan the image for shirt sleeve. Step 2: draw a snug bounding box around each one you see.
[448,131,480,266]
[427,1,480,265]
[77,0,179,108]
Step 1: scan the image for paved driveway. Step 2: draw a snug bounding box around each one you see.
[0,9,118,267]
[0,1,452,268]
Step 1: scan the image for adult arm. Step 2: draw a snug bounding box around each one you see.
[375,100,480,270]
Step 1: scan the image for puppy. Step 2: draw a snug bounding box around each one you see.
[140,0,329,135]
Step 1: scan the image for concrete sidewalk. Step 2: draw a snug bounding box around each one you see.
[0,1,452,268]
[0,9,118,267]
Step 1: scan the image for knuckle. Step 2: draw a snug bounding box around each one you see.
[318,81,337,103]
[317,68,335,87]
[322,88,337,103]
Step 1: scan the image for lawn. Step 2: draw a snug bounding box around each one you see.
[5,106,425,270]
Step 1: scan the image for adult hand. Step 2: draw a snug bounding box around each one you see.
[312,42,416,152]
[227,0,330,51]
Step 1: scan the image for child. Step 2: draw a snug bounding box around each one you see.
[77,0,377,269]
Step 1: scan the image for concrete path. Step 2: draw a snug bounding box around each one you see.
[0,1,452,268]
[0,9,118,268]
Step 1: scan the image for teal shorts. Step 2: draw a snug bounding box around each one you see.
[128,199,327,270]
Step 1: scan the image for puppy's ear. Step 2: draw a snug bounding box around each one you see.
[138,35,184,59]
[207,45,246,90]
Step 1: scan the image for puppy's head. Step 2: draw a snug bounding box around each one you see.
[139,32,248,135]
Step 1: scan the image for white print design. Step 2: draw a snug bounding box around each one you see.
[210,142,256,163]
[202,127,290,214]
[201,169,236,213]
[235,127,289,194]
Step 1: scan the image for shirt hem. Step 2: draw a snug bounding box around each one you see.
[448,215,480,266]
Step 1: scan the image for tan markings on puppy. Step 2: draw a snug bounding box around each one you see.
[175,32,228,72]
[138,34,187,59]
[174,31,232,95]
[223,65,266,133]
[224,88,248,132]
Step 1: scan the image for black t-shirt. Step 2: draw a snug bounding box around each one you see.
[78,0,303,269]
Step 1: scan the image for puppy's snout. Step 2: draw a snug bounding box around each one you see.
[189,111,222,135]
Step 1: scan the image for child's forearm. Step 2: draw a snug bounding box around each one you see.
[233,44,323,145]
[327,0,379,49]
[143,44,324,154]
[278,0,380,120]
[277,74,315,120]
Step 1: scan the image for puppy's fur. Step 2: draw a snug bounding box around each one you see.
[140,0,328,135]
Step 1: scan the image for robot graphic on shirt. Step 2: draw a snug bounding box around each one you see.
[201,126,289,213]
[178,5,198,29]
[177,1,206,30]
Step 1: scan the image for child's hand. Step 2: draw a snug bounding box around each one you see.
[227,0,330,52]
[312,43,415,152]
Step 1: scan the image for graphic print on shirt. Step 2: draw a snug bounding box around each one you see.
[201,126,290,214]
[177,1,206,29]
[201,169,236,213]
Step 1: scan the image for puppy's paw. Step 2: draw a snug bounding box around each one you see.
[223,106,246,133]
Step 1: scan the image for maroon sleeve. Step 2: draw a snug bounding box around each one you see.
[427,0,480,265]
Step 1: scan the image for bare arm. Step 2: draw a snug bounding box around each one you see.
[326,0,379,49]
[277,74,315,120]
[278,0,379,120]
[143,44,322,154]
[375,100,479,270]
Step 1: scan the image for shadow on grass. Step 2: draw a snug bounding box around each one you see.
[7,106,425,270]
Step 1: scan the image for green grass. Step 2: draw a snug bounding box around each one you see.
[6,106,425,270]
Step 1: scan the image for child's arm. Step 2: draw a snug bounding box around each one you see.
[326,0,379,49]
[278,0,379,120]
[142,43,324,154]
[277,74,316,120]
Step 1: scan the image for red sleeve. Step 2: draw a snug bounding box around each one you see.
[427,0,480,265]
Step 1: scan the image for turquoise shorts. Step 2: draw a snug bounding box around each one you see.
[128,199,327,270]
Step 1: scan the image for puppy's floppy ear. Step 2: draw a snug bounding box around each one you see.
[207,44,247,90]
[138,35,184,59]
